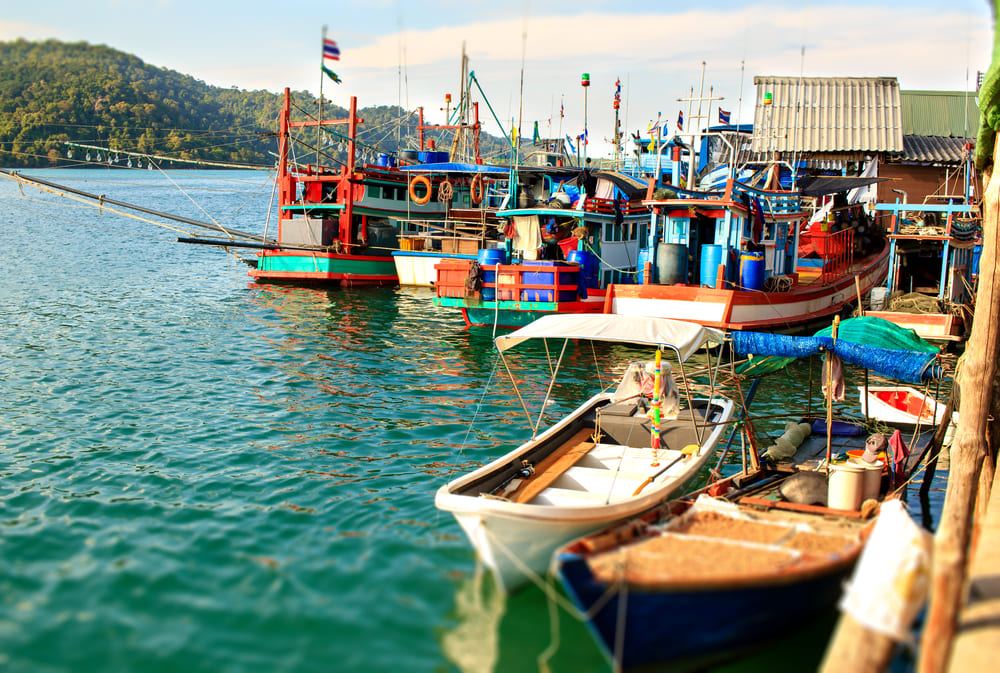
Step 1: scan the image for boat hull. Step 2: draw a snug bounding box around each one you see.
[393,251,475,287]
[606,242,890,332]
[559,552,853,670]
[859,385,956,430]
[250,250,398,286]
[435,295,607,329]
[864,310,964,343]
[435,394,735,592]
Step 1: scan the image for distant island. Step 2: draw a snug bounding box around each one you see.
[0,39,509,169]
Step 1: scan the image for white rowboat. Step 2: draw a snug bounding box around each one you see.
[434,314,736,592]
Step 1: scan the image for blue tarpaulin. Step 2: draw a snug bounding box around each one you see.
[731,331,942,383]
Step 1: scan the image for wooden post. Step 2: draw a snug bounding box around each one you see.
[918,133,1000,673]
[824,316,841,474]
[819,615,897,673]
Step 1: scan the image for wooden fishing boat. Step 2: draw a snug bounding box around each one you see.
[556,329,945,671]
[859,385,956,429]
[434,314,736,592]
[864,199,978,344]
[431,170,650,328]
[390,162,508,286]
[604,171,890,332]
[249,89,455,286]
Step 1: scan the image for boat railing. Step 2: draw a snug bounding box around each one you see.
[583,197,648,216]
[808,227,855,279]
[434,259,582,303]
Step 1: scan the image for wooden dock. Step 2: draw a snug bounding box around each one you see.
[948,463,1000,671]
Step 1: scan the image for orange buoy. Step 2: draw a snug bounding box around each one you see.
[470,174,484,205]
[409,175,432,204]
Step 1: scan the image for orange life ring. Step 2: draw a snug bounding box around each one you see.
[409,175,432,204]
[470,174,484,205]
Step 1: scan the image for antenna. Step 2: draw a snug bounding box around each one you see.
[677,62,724,188]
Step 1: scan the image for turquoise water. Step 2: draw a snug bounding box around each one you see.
[0,170,948,673]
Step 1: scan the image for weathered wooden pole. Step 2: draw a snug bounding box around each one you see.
[917,130,1000,673]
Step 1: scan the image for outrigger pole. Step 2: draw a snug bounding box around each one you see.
[0,167,327,253]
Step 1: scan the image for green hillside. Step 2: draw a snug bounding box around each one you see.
[0,39,511,169]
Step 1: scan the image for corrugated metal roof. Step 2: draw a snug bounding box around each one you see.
[900,90,979,138]
[751,77,903,155]
[898,135,972,164]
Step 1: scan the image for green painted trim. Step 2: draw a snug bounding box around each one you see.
[434,297,559,310]
[497,208,585,219]
[281,204,344,213]
[257,254,396,275]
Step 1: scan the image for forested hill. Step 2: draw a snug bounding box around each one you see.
[0,39,510,169]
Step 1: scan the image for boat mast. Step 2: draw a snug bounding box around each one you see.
[319,25,327,169]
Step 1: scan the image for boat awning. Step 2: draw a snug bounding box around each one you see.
[496,207,584,219]
[397,162,509,175]
[796,175,887,197]
[592,170,649,198]
[494,314,724,362]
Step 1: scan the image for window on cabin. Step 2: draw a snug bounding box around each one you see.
[367,185,381,199]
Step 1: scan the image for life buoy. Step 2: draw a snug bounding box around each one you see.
[470,174,484,205]
[409,175,432,204]
[438,180,454,202]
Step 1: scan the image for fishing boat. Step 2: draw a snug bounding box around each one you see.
[859,385,956,430]
[432,169,650,328]
[864,198,979,343]
[249,89,456,286]
[555,327,945,671]
[434,314,736,592]
[390,162,510,286]
[604,168,891,332]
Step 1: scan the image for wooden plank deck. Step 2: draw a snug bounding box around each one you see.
[509,427,596,503]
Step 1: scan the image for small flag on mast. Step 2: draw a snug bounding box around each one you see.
[323,38,340,61]
[676,110,684,131]
[719,108,731,125]
[322,65,341,84]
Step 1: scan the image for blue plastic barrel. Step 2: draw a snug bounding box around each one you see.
[700,244,724,288]
[656,243,687,285]
[567,249,599,289]
[478,248,505,300]
[740,251,765,291]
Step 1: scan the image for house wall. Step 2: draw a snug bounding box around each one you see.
[877,163,966,207]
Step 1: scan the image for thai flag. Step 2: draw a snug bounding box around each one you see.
[676,110,683,131]
[719,108,731,125]
[323,38,340,61]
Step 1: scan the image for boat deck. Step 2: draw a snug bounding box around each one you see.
[779,421,934,474]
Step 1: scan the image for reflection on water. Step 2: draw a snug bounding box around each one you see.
[441,566,506,673]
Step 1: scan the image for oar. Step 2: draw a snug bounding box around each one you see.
[632,444,699,496]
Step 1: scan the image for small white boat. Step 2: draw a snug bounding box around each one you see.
[859,385,956,432]
[434,314,735,592]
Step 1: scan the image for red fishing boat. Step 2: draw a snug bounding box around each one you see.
[249,89,454,286]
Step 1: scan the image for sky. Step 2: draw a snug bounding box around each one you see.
[1,1,994,157]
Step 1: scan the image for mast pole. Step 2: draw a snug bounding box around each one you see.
[319,25,326,168]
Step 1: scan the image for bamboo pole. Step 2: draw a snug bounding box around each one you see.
[918,133,1000,673]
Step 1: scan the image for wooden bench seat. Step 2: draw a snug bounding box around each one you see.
[508,427,596,503]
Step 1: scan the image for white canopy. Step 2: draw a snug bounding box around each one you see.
[494,314,724,362]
